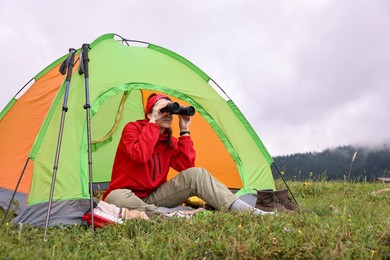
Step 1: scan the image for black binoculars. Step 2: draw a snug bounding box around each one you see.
[160,102,195,116]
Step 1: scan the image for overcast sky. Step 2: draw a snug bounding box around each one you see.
[1,0,389,156]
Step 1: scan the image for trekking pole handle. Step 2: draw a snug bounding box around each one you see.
[79,44,90,78]
[65,49,76,82]
[59,48,76,77]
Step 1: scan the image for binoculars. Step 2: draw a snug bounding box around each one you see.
[160,102,195,116]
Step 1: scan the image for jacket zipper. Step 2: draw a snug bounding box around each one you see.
[157,153,162,175]
[152,155,156,182]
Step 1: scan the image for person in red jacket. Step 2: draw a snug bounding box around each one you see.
[103,93,272,216]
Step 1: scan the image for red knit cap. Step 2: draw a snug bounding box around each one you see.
[145,94,171,117]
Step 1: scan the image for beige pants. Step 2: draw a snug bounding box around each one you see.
[105,167,238,212]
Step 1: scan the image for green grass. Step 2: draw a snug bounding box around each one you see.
[1,181,389,259]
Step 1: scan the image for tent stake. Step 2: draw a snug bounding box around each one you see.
[43,49,76,240]
[79,43,95,232]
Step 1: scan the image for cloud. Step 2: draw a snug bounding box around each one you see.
[0,0,389,156]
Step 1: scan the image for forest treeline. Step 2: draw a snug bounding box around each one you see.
[272,144,390,181]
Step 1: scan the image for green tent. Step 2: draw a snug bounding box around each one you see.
[0,33,275,226]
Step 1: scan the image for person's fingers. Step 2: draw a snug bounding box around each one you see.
[153,99,170,111]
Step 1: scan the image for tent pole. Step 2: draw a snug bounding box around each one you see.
[79,43,95,232]
[1,158,30,226]
[272,162,299,206]
[43,48,76,240]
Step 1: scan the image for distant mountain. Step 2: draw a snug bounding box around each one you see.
[272,144,390,181]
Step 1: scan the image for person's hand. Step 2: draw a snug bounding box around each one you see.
[149,99,171,123]
[178,115,191,132]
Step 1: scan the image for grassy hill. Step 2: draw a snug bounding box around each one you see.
[1,180,389,259]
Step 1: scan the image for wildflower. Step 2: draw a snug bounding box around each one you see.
[303,182,310,186]
[281,171,285,175]
[283,226,291,233]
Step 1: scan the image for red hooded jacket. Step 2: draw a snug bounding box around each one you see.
[102,119,196,199]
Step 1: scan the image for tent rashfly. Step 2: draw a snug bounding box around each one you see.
[0,33,275,226]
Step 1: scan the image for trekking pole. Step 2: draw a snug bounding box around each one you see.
[79,43,95,231]
[43,48,76,240]
[272,162,299,206]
